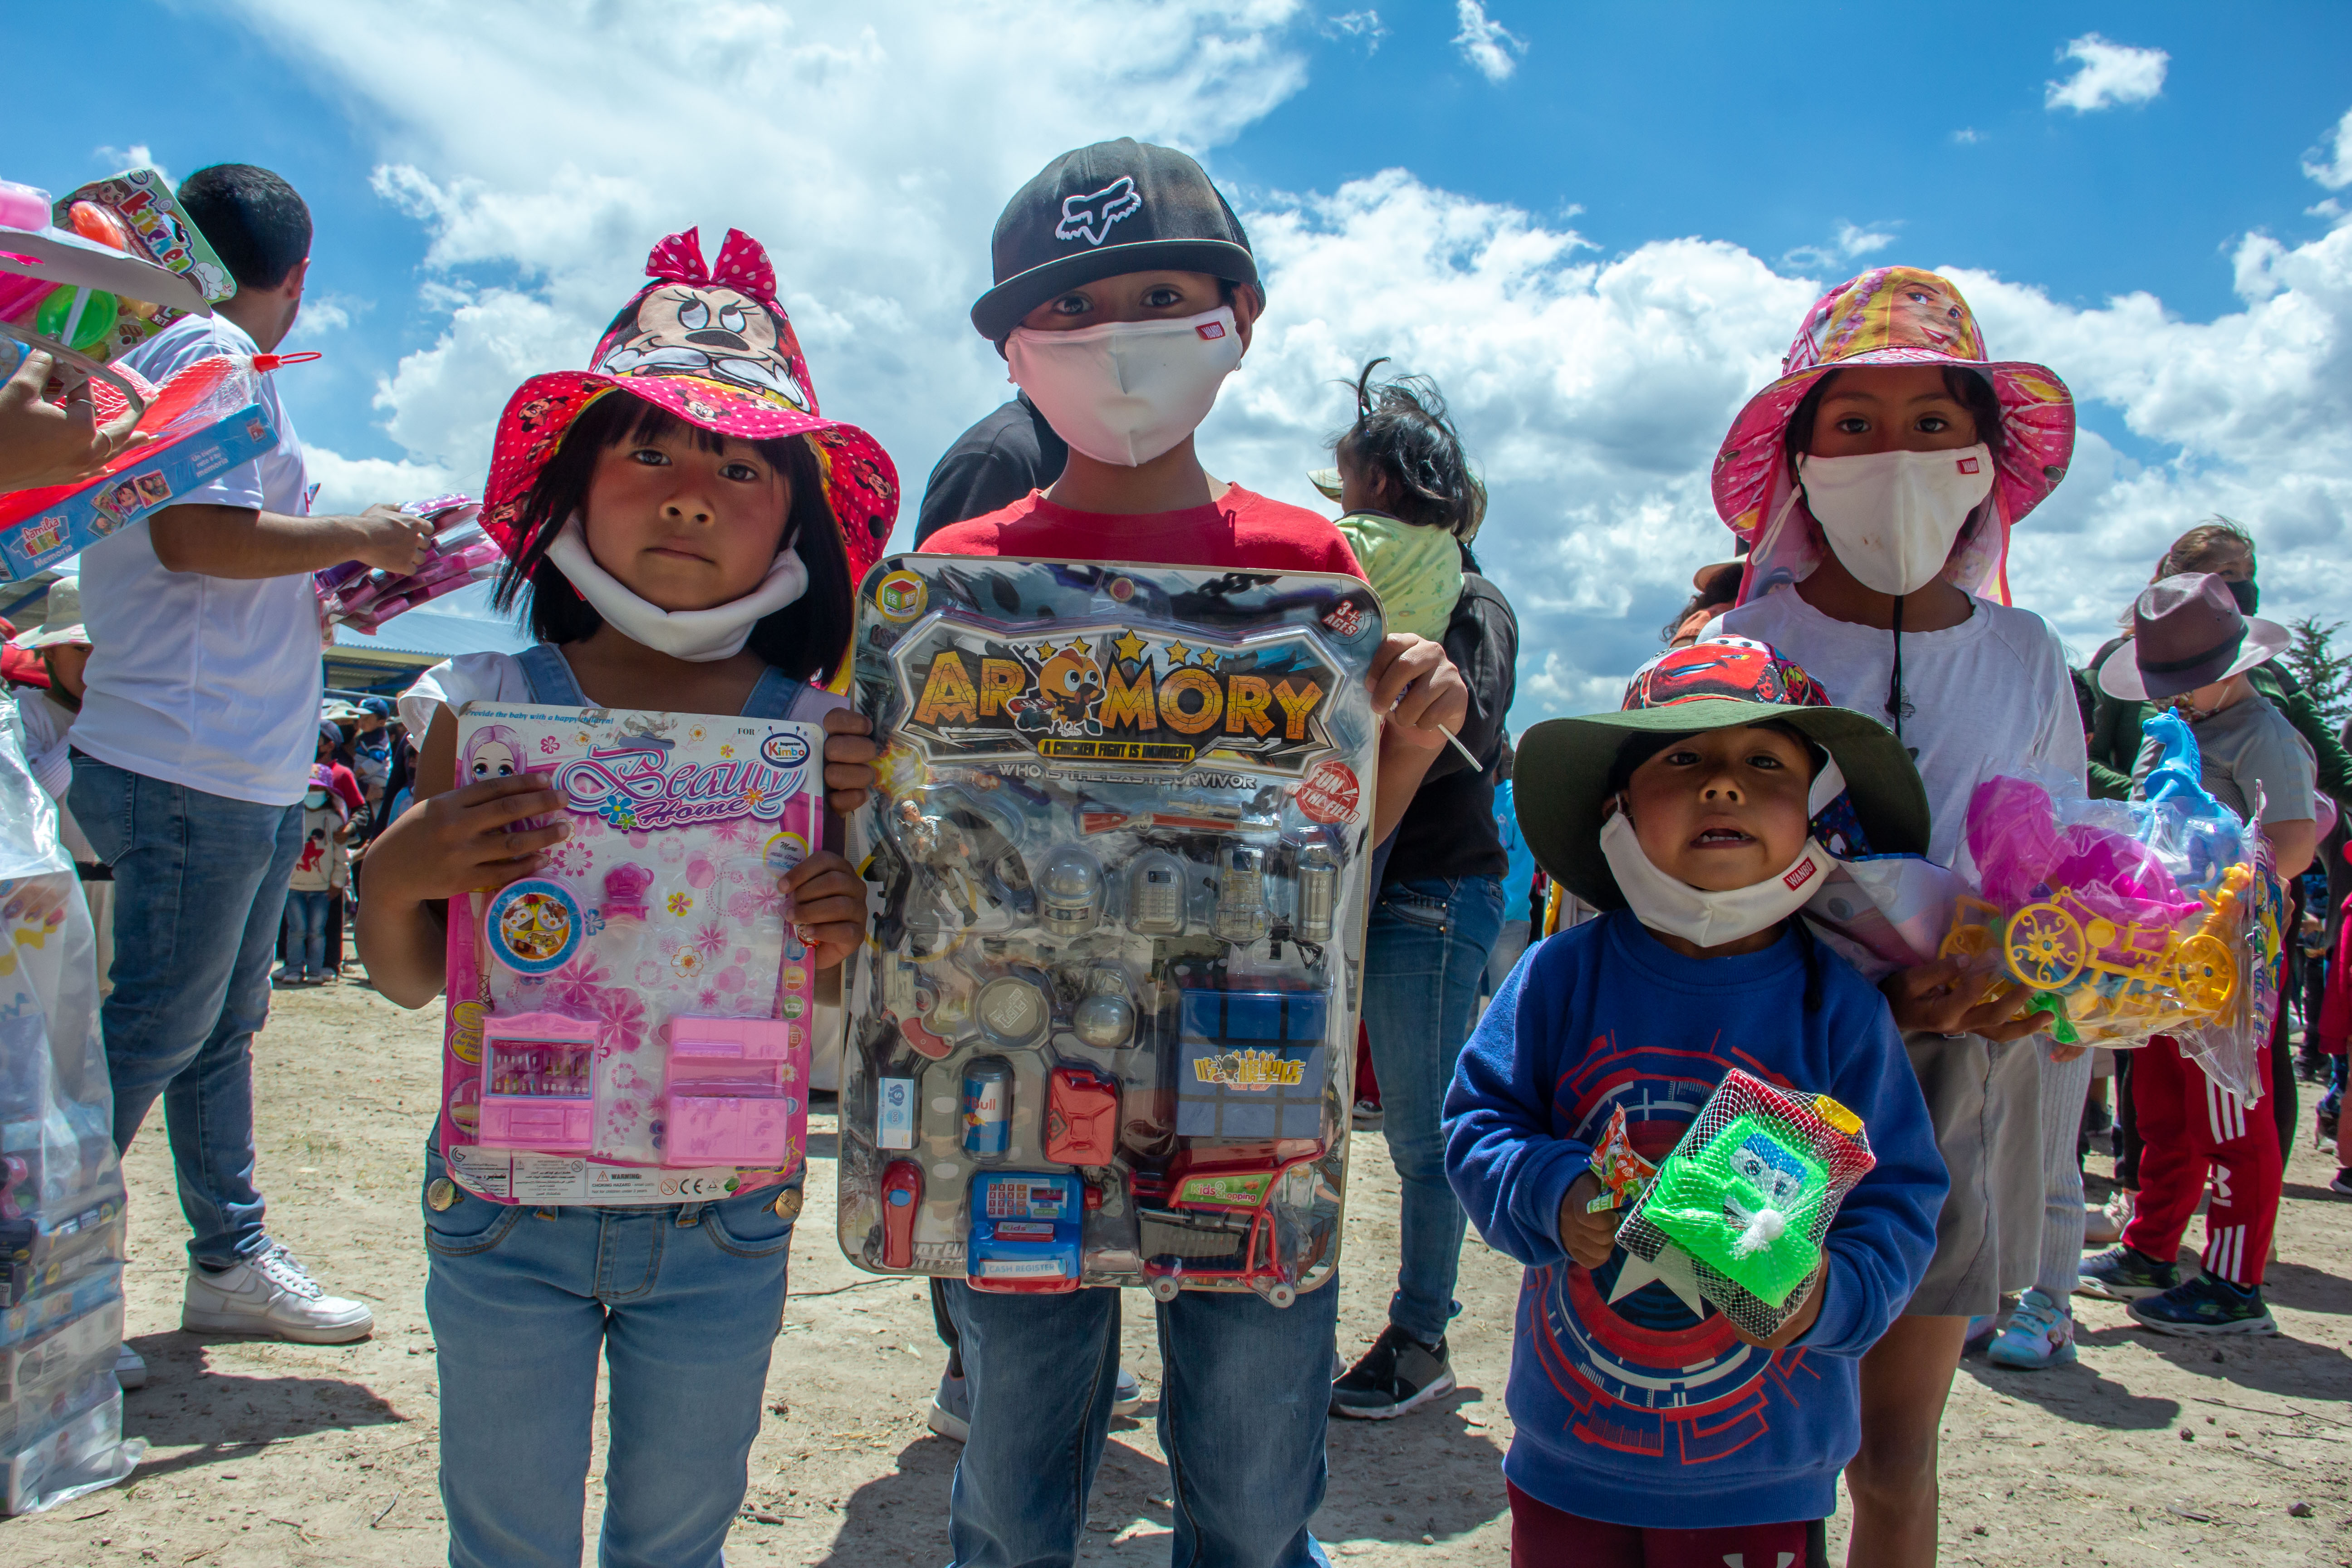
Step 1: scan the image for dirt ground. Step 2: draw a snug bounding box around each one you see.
[4,979,2351,1566]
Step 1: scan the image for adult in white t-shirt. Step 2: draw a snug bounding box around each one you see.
[67,164,429,1350]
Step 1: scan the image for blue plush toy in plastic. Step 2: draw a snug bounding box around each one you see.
[2141,709,2244,891]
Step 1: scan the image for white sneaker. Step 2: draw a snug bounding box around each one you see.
[182,1245,373,1343]
[114,1342,147,1389]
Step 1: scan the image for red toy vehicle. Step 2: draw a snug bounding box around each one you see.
[1130,1144,1323,1308]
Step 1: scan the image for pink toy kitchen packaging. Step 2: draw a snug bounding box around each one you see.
[437,702,823,1205]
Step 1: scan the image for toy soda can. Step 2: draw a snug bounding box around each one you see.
[962,1059,1012,1160]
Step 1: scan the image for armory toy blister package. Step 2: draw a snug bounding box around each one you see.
[838,556,1384,1305]
[437,704,824,1205]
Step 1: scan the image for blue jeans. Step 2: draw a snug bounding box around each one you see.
[422,1146,796,1568]
[282,888,334,975]
[943,1279,1337,1568]
[1360,875,1505,1343]
[69,754,300,1268]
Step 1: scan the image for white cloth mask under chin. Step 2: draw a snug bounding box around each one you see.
[1798,443,1994,597]
[544,518,808,663]
[1004,305,1245,467]
[1599,755,1850,948]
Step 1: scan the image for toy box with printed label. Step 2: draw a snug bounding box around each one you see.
[837,556,1383,1306]
[436,703,825,1205]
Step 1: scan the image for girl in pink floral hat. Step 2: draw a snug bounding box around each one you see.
[1709,266,2087,1566]
[354,224,887,1568]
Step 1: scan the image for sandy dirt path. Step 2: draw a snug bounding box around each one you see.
[3,980,2349,1565]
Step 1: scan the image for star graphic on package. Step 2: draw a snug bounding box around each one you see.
[1165,641,1193,666]
[1112,631,1147,663]
[1033,642,1059,663]
[1065,639,1093,659]
[1607,1242,1706,1316]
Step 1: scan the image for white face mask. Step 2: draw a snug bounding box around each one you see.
[1798,443,1994,597]
[544,517,808,663]
[1600,754,1849,948]
[1004,305,1245,467]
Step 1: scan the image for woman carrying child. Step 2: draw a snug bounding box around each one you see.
[356,226,886,1568]
[1709,269,2084,1563]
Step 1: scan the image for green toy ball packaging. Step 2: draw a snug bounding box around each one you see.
[1616,1068,1876,1338]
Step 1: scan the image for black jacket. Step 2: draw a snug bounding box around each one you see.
[913,395,1068,545]
[1382,568,1519,886]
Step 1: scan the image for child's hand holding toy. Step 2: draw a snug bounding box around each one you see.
[1557,1171,1624,1270]
[781,852,870,974]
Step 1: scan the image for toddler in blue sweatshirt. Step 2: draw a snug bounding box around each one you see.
[1444,636,1947,1565]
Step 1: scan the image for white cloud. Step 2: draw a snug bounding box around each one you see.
[92,144,168,184]
[1952,127,1983,146]
[225,0,2350,727]
[1452,0,1526,83]
[1325,9,1384,52]
[1782,220,1896,273]
[2046,33,2168,114]
[2305,106,2352,191]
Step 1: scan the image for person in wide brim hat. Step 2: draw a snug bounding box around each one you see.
[1515,636,1929,912]
[2098,571,2291,704]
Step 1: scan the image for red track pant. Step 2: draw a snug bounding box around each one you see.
[2121,1034,2281,1288]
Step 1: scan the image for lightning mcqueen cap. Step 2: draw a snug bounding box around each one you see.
[1514,636,1930,911]
[970,138,1260,341]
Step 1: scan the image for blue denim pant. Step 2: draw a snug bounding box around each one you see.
[69,754,300,1267]
[282,888,334,975]
[943,1278,1337,1568]
[422,1147,796,1568]
[1360,875,1505,1343]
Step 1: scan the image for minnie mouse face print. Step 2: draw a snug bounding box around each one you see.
[597,281,815,411]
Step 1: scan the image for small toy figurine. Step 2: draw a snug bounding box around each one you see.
[899,798,985,926]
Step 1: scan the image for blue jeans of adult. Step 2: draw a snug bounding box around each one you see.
[282,888,333,975]
[422,1146,797,1568]
[943,1278,1338,1568]
[69,753,300,1268]
[1360,875,1505,1343]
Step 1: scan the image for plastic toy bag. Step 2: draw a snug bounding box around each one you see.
[838,557,1383,1306]
[1616,1069,1875,1339]
[436,703,823,1205]
[0,695,140,1512]
[1802,856,1966,982]
[1942,720,2270,1086]
[0,353,280,581]
[317,496,500,632]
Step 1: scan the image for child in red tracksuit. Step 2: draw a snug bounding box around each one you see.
[2080,573,2318,1334]
[2321,891,2352,1196]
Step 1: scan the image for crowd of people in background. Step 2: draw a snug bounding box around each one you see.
[1,135,2346,1568]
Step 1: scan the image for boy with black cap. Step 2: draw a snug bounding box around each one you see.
[1445,636,1945,1564]
[906,137,1469,1568]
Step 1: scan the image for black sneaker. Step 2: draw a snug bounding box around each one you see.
[2077,1245,2180,1302]
[2129,1271,2278,1337]
[2328,1170,2352,1198]
[1330,1324,1454,1420]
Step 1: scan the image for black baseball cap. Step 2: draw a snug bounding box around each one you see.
[970,139,1260,341]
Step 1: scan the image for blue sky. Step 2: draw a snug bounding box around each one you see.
[16,2,2352,710]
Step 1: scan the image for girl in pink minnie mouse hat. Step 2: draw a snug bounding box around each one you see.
[1710,266,2090,1566]
[354,224,885,1568]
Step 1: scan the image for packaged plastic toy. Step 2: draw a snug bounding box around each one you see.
[435,703,824,1205]
[838,556,1384,1306]
[0,169,234,360]
[317,496,500,632]
[1617,1069,1876,1338]
[1938,716,2271,1087]
[1581,1106,1658,1215]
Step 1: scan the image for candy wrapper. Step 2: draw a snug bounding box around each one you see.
[1938,713,2274,1092]
[1581,1106,1658,1214]
[318,496,500,632]
[1616,1069,1876,1338]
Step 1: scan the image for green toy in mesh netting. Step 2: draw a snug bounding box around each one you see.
[1617,1069,1877,1338]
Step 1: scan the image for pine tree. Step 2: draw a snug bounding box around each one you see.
[2284,615,2352,725]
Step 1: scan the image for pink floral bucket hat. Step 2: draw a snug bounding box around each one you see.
[1711,266,2073,607]
[480,225,898,590]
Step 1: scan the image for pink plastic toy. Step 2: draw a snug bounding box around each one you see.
[661,1015,805,1167]
[602,864,654,923]
[476,1011,601,1153]
[1965,775,2201,930]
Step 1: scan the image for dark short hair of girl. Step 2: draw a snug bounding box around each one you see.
[1332,358,1481,536]
[1780,365,2007,485]
[491,392,854,685]
[178,165,313,291]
